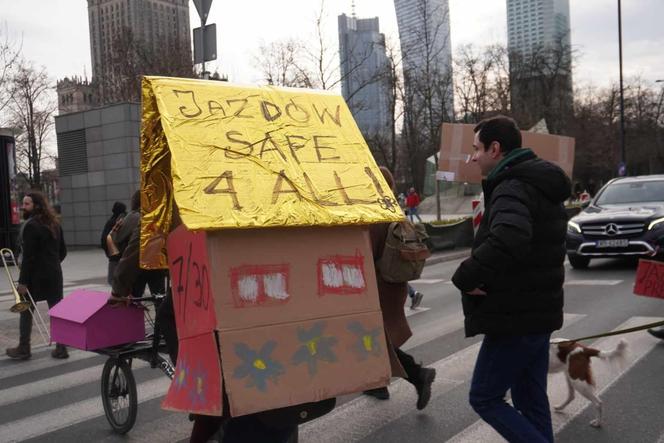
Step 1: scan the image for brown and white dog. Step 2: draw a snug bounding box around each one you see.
[548,338,627,428]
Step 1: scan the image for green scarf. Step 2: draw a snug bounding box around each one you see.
[486,148,534,181]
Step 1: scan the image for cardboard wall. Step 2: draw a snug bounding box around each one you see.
[163,225,391,417]
[438,123,575,184]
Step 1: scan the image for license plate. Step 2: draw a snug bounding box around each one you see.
[596,239,629,248]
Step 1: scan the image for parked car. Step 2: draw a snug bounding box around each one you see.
[566,175,664,269]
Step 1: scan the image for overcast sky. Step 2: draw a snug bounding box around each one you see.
[2,0,663,91]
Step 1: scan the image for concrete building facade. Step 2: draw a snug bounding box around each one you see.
[56,77,98,115]
[55,103,140,246]
[338,13,391,139]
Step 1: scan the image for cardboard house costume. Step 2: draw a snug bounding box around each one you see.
[140,77,404,417]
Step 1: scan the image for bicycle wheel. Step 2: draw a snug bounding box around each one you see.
[101,357,138,434]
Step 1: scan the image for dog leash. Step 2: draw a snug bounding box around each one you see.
[555,319,664,344]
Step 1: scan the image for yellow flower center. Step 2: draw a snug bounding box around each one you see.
[306,338,319,356]
[253,358,267,370]
[362,335,373,352]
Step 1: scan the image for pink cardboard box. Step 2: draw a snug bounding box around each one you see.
[49,290,145,351]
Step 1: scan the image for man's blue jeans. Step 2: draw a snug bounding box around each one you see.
[469,333,553,443]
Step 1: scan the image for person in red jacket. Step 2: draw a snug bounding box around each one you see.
[406,187,422,223]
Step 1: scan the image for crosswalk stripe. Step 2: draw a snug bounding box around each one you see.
[446,316,663,442]
[299,314,586,443]
[410,279,445,284]
[0,375,170,442]
[564,280,623,286]
[97,409,191,443]
[0,349,98,380]
[0,359,151,407]
[404,307,430,318]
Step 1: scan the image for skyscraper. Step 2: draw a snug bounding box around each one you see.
[338,13,391,138]
[393,0,454,119]
[506,0,571,60]
[506,0,573,133]
[87,0,192,102]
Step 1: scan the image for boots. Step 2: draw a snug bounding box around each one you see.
[414,367,436,410]
[51,343,69,359]
[7,310,33,360]
[6,343,31,360]
[363,386,390,400]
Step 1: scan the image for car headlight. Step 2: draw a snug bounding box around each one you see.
[648,217,664,231]
[567,220,581,234]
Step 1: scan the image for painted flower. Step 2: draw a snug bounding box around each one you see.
[233,341,284,392]
[347,321,382,360]
[188,363,207,407]
[291,322,338,376]
[173,359,189,391]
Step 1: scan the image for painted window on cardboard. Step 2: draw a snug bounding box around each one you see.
[317,254,366,296]
[230,264,290,307]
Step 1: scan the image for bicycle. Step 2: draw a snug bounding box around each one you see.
[95,293,174,434]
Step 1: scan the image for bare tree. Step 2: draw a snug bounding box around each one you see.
[366,40,405,174]
[509,35,575,134]
[453,44,512,123]
[7,60,56,187]
[97,27,195,104]
[253,39,311,88]
[398,0,454,192]
[0,25,21,115]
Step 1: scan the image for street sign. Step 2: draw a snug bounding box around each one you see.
[436,171,455,181]
[193,24,217,64]
[193,0,213,24]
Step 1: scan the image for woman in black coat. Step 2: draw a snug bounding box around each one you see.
[6,191,68,360]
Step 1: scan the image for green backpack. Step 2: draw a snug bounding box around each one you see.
[376,221,431,283]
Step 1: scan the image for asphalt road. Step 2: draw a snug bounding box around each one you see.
[1,255,663,442]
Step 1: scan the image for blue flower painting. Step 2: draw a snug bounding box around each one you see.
[347,321,382,360]
[291,322,338,376]
[233,341,284,392]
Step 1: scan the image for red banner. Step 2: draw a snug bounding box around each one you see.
[162,332,223,415]
[167,225,217,339]
[634,259,664,299]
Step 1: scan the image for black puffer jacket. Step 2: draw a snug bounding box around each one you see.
[452,150,571,337]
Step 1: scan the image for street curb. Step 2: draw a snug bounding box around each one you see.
[425,248,471,266]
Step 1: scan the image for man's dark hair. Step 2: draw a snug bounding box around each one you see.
[473,115,522,153]
[112,201,127,216]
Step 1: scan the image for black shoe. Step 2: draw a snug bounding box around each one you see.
[410,291,424,309]
[415,367,436,410]
[51,343,69,359]
[648,327,664,340]
[364,386,390,400]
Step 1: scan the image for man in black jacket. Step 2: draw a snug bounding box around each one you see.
[452,116,571,443]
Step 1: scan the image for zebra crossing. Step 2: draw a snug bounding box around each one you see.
[1,309,663,443]
[2,267,664,442]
